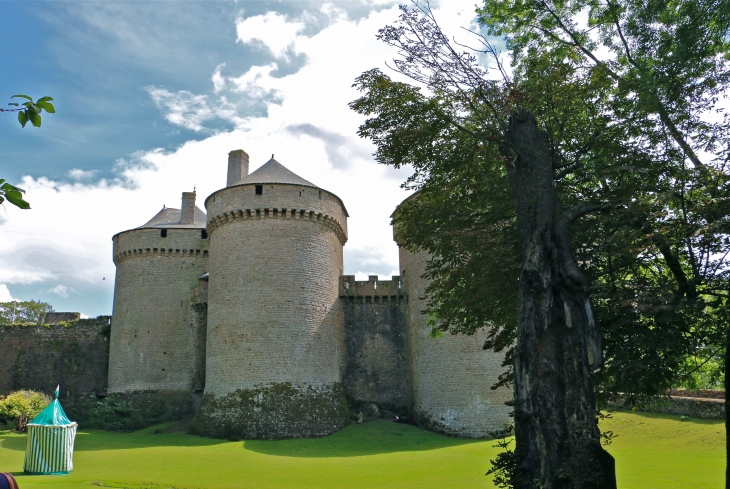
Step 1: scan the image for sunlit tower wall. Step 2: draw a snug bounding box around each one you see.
[109,191,209,404]
[192,154,350,440]
[394,202,512,438]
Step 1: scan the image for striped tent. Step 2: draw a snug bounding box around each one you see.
[23,386,77,475]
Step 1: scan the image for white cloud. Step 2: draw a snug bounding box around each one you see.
[48,285,73,298]
[212,63,227,93]
[236,12,305,59]
[68,168,97,180]
[0,284,15,302]
[145,87,216,133]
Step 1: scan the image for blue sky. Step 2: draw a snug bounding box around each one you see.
[0,0,482,316]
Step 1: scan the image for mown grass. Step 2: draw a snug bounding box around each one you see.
[0,411,723,489]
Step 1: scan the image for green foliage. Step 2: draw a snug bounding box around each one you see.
[0,300,54,324]
[70,394,185,432]
[0,179,30,209]
[7,94,55,128]
[2,94,56,210]
[674,350,724,391]
[485,426,517,488]
[0,390,51,432]
[353,3,729,483]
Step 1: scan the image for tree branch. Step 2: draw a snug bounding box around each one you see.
[560,202,609,225]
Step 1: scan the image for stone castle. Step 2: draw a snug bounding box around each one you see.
[108,149,511,439]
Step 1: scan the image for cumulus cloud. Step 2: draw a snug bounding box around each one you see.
[0,284,15,302]
[212,63,227,93]
[236,12,305,59]
[286,123,373,169]
[68,168,97,180]
[48,285,74,298]
[145,87,217,133]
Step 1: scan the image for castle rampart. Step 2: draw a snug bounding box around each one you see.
[0,316,111,400]
[340,275,411,416]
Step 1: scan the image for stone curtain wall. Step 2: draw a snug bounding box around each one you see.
[0,317,111,399]
[340,275,411,415]
[609,395,725,420]
[398,247,513,438]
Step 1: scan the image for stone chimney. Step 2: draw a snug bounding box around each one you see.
[180,191,196,224]
[227,149,250,187]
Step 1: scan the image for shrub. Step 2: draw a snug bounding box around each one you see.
[0,390,51,432]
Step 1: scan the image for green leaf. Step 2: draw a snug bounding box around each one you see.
[3,188,30,209]
[29,110,41,128]
[1,182,25,193]
[18,111,28,127]
[37,96,54,103]
[7,103,18,107]
[36,100,55,113]
[11,94,32,101]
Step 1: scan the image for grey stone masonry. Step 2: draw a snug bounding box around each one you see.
[340,275,410,416]
[398,246,513,438]
[226,149,250,187]
[109,226,209,394]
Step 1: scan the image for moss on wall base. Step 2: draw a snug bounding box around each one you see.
[68,390,193,431]
[191,382,349,440]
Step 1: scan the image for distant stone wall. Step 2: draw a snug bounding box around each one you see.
[38,312,81,325]
[611,396,725,420]
[340,275,410,415]
[0,316,111,399]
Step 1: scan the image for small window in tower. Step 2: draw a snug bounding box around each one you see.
[160,229,167,238]
[201,229,208,239]
[319,190,322,199]
[255,185,263,195]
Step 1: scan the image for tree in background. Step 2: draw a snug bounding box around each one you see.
[351,0,729,487]
[0,94,56,210]
[0,300,54,325]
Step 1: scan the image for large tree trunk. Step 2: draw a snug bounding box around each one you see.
[502,110,617,489]
[725,328,730,489]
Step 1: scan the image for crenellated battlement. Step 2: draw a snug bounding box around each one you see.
[207,206,347,245]
[339,275,407,302]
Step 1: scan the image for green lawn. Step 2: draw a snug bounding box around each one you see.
[0,412,723,489]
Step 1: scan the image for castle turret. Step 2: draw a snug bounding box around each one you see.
[394,197,512,438]
[192,154,349,439]
[108,191,209,404]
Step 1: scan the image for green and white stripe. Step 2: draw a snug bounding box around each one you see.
[23,423,77,475]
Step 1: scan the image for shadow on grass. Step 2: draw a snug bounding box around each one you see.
[0,423,228,452]
[2,420,487,458]
[243,419,485,458]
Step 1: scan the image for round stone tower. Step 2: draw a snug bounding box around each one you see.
[395,198,512,438]
[109,191,209,401]
[192,153,349,440]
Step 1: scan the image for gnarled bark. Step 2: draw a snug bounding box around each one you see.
[502,110,616,489]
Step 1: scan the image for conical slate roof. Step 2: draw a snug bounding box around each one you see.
[237,157,316,188]
[137,206,207,229]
